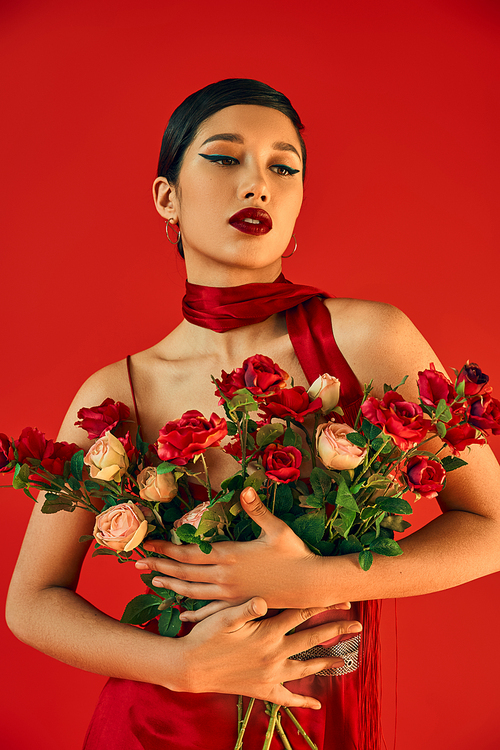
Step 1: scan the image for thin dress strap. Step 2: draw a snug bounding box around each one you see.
[126,355,142,433]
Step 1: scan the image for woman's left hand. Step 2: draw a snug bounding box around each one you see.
[136,487,341,618]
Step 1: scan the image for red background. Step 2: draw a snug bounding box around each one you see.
[1,1,499,747]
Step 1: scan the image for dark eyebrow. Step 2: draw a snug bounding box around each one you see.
[199,133,301,161]
[272,141,301,160]
[200,133,244,146]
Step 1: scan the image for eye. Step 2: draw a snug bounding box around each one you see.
[199,153,239,166]
[270,164,301,176]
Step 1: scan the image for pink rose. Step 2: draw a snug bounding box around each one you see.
[84,431,129,481]
[403,455,446,499]
[174,501,211,530]
[316,422,367,470]
[93,501,149,551]
[307,374,341,413]
[137,466,178,503]
[74,398,131,439]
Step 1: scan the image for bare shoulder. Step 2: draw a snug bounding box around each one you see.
[57,358,134,447]
[324,297,440,398]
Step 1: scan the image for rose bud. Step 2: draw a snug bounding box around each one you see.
[93,501,149,552]
[307,374,341,413]
[84,431,129,481]
[137,466,178,503]
[316,422,367,471]
[403,455,446,500]
[457,362,489,397]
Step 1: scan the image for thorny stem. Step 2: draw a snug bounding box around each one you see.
[275,711,293,750]
[262,703,280,750]
[200,454,213,504]
[282,707,319,750]
[233,697,255,750]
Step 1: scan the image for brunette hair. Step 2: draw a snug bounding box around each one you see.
[157,78,306,258]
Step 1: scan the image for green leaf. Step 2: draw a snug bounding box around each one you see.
[380,515,411,533]
[23,486,37,501]
[310,467,332,499]
[299,493,324,509]
[92,546,119,558]
[140,572,170,597]
[359,550,374,571]
[456,379,466,397]
[370,437,385,452]
[70,450,84,481]
[291,512,325,546]
[283,427,302,448]
[336,476,360,513]
[174,523,198,543]
[256,423,285,448]
[41,494,75,514]
[135,428,149,457]
[157,462,177,474]
[360,506,381,520]
[435,399,451,421]
[78,535,95,543]
[158,607,182,637]
[436,421,447,438]
[226,421,238,436]
[199,541,213,554]
[67,475,81,492]
[345,432,367,448]
[244,470,266,491]
[275,483,294,515]
[120,594,161,625]
[84,480,101,492]
[160,504,183,523]
[333,507,356,538]
[338,535,363,555]
[221,474,243,492]
[441,456,468,472]
[370,538,403,557]
[315,540,335,555]
[378,497,413,515]
[360,530,377,546]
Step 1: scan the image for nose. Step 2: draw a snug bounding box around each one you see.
[238,164,269,203]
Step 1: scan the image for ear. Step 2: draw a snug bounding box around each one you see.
[152,176,179,222]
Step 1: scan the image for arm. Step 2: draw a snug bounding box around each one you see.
[5,363,356,707]
[141,302,500,610]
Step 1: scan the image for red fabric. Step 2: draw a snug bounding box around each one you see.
[85,277,380,750]
[182,273,329,332]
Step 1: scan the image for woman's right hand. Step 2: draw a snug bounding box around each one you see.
[176,597,362,709]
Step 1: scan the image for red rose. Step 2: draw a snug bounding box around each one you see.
[457,362,489,397]
[215,354,288,401]
[403,455,446,499]
[443,423,485,454]
[468,394,500,435]
[118,431,140,464]
[0,433,11,472]
[259,386,323,423]
[14,427,80,476]
[74,398,131,439]
[417,364,456,407]
[361,391,432,451]
[262,443,302,483]
[156,410,227,466]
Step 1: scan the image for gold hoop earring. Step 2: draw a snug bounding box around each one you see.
[166,218,181,245]
[282,234,297,259]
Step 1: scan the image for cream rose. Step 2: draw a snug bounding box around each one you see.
[137,466,177,503]
[171,500,211,544]
[317,421,367,470]
[84,431,129,481]
[307,373,341,413]
[93,501,148,551]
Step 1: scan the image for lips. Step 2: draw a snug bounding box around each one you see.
[228,208,272,236]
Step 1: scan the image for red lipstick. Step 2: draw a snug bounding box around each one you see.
[228,208,272,235]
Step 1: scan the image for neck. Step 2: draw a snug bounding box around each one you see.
[184,255,283,288]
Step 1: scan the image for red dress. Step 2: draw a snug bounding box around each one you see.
[83,291,379,750]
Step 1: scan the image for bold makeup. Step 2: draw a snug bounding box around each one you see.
[228,208,272,236]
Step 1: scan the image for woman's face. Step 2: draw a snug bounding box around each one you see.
[157,105,304,275]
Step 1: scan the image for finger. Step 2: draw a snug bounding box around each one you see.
[266,683,322,710]
[142,540,217,563]
[284,654,346,682]
[285,620,362,656]
[333,601,351,611]
[179,601,235,623]
[149,575,220,601]
[240,486,282,535]
[135,556,218,583]
[266,605,338,634]
[217,597,268,633]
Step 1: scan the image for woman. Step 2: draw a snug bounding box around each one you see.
[6,79,500,750]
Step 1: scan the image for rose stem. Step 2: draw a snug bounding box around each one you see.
[262,702,280,750]
[282,707,319,750]
[275,711,293,750]
[237,695,242,733]
[234,697,255,750]
[199,454,213,504]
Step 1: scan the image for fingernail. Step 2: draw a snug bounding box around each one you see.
[241,487,256,502]
[135,562,149,569]
[348,622,363,633]
[179,613,188,621]
[152,577,164,587]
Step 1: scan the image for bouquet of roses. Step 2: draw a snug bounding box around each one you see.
[2,356,499,750]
